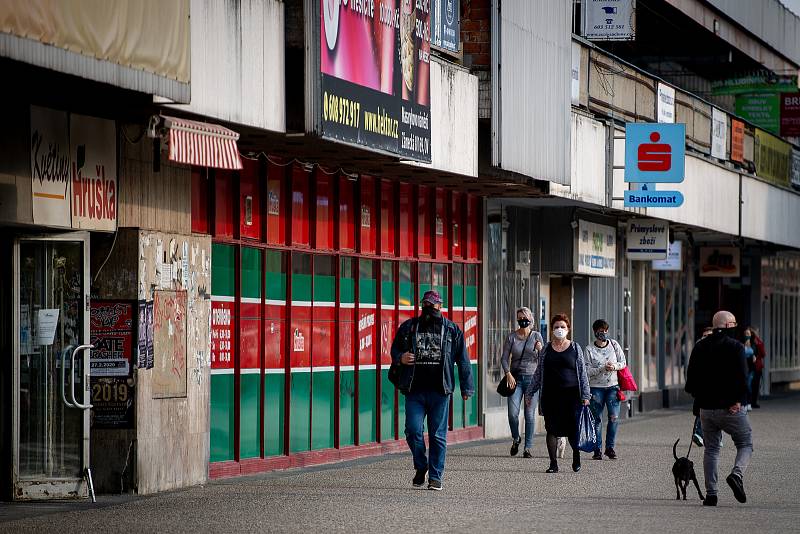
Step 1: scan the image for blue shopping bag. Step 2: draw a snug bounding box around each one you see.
[576,405,598,453]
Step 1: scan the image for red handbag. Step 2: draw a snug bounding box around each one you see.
[617,366,638,392]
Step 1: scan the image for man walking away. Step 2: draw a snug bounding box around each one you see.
[390,290,474,491]
[685,310,753,507]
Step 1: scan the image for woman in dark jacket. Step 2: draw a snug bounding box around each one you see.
[526,313,591,473]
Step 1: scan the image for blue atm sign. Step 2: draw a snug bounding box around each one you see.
[624,123,685,183]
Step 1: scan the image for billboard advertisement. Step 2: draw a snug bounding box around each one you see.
[320,0,432,162]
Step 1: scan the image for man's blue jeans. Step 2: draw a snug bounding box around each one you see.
[405,390,451,482]
[507,374,538,449]
[590,386,621,451]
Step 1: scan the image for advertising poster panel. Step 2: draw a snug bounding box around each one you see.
[320,0,431,162]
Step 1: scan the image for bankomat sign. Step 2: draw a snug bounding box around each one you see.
[623,122,685,207]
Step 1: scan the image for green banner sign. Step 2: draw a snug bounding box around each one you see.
[712,74,797,96]
[735,94,780,135]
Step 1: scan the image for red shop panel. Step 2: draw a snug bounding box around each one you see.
[191,167,209,234]
[291,305,312,368]
[398,183,415,258]
[240,316,261,370]
[380,180,396,256]
[379,309,395,366]
[339,307,356,368]
[239,158,262,240]
[417,185,431,258]
[214,169,236,238]
[464,310,479,361]
[315,172,334,250]
[359,176,376,255]
[434,188,449,259]
[291,164,311,247]
[339,177,356,251]
[358,308,377,366]
[466,194,481,260]
[312,306,335,368]
[451,191,463,259]
[211,301,234,370]
[266,161,286,246]
[264,304,286,370]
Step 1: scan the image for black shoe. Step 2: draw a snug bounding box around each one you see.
[703,495,718,506]
[726,473,747,503]
[428,479,443,491]
[592,450,603,460]
[412,468,427,487]
[510,439,520,456]
[605,447,617,460]
[523,449,532,458]
[546,462,559,473]
[572,451,581,472]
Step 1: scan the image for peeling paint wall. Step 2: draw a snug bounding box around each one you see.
[136,230,211,494]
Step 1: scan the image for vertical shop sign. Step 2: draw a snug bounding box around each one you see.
[211,301,233,366]
[431,0,459,53]
[626,219,669,260]
[657,83,675,123]
[30,106,72,228]
[575,220,616,277]
[780,93,800,137]
[70,114,117,231]
[571,41,581,105]
[730,119,745,163]
[711,107,727,160]
[319,0,431,162]
[581,0,636,41]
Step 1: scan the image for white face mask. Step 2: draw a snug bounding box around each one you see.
[553,327,568,340]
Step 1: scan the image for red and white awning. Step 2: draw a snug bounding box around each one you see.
[163,115,243,170]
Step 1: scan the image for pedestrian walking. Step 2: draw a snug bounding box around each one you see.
[691,326,714,447]
[390,290,474,491]
[685,310,753,507]
[745,327,766,409]
[501,307,544,458]
[525,313,591,473]
[584,319,626,460]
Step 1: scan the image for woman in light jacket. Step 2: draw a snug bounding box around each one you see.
[501,307,544,458]
[526,313,591,473]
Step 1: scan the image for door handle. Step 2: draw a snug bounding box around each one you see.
[70,344,94,410]
[60,344,76,409]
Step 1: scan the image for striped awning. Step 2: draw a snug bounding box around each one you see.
[163,115,243,170]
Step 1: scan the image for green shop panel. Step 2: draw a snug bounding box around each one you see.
[265,250,287,301]
[452,371,465,429]
[398,262,414,308]
[311,370,335,450]
[380,368,396,441]
[240,373,261,459]
[466,363,478,426]
[290,371,311,452]
[212,244,236,297]
[264,372,285,456]
[210,373,235,462]
[339,369,356,447]
[241,247,262,300]
[358,368,377,444]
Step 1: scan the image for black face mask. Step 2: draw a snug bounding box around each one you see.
[421,306,441,320]
[517,319,531,328]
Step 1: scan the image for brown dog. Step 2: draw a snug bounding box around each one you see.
[672,438,704,501]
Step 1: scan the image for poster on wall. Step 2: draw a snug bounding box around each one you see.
[581,0,636,41]
[780,93,800,138]
[30,106,72,228]
[90,300,135,429]
[431,0,459,54]
[657,83,675,124]
[571,41,581,105]
[319,0,431,162]
[699,246,740,278]
[711,107,727,160]
[754,129,791,187]
[652,241,682,271]
[730,118,745,163]
[791,148,800,190]
[575,220,616,277]
[736,94,780,135]
[626,219,668,260]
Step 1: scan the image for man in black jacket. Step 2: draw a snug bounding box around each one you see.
[685,310,753,507]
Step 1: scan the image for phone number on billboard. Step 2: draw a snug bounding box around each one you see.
[323,91,360,129]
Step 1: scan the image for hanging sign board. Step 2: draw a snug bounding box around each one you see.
[575,220,616,277]
[626,219,669,260]
[711,107,727,160]
[699,247,740,277]
[652,241,682,271]
[657,83,675,124]
[431,0,459,54]
[581,0,636,41]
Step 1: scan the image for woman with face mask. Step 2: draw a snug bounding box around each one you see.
[500,307,544,458]
[584,319,627,460]
[525,313,591,473]
[744,327,766,409]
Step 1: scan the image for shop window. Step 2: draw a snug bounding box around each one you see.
[191,167,209,234]
[240,247,262,459]
[290,252,312,452]
[339,177,356,251]
[466,194,481,260]
[464,263,479,426]
[315,171,335,250]
[339,256,356,446]
[210,243,236,462]
[451,191,463,258]
[380,261,397,441]
[417,186,431,257]
[264,250,286,456]
[360,176,376,255]
[380,180,396,256]
[434,188,449,259]
[214,169,236,238]
[266,161,286,246]
[358,259,377,444]
[239,159,262,240]
[312,255,335,450]
[291,164,310,247]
